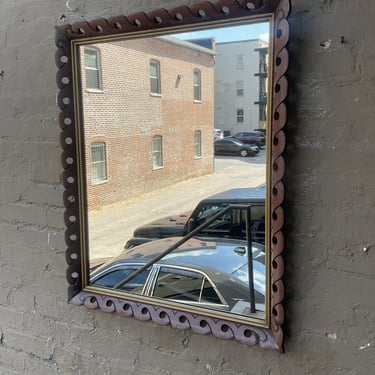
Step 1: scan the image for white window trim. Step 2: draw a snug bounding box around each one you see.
[90,142,108,185]
[152,135,164,170]
[193,69,201,102]
[84,47,102,91]
[150,59,161,95]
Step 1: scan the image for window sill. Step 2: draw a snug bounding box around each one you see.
[193,100,202,104]
[91,179,109,186]
[150,93,162,97]
[152,166,164,171]
[86,89,104,93]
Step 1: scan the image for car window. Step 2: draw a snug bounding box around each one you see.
[195,204,231,230]
[200,278,222,304]
[254,222,265,232]
[153,267,221,304]
[196,204,224,220]
[92,267,150,293]
[194,204,266,239]
[238,205,265,221]
[237,208,265,243]
[191,204,265,240]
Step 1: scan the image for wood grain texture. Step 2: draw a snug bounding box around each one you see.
[56,0,290,351]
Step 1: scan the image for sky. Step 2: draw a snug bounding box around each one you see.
[171,22,269,44]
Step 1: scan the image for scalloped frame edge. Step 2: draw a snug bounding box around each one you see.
[55,0,289,352]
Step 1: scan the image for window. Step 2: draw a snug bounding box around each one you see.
[193,69,201,101]
[236,109,244,123]
[92,267,150,293]
[236,81,244,96]
[150,60,161,95]
[153,267,222,304]
[90,142,107,184]
[236,54,244,69]
[194,130,202,158]
[84,48,101,90]
[194,204,232,233]
[152,135,163,169]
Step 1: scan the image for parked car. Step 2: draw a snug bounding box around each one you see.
[90,236,266,314]
[253,128,266,136]
[214,128,224,140]
[125,187,265,249]
[231,131,266,148]
[214,138,259,157]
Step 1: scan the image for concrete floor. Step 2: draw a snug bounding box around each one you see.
[88,152,266,259]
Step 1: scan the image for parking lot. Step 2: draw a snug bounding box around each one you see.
[88,152,266,259]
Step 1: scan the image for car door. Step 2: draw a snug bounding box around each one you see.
[227,139,243,154]
[215,139,230,154]
[241,132,252,144]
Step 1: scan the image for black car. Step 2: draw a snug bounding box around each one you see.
[230,131,266,147]
[214,138,259,157]
[125,187,265,249]
[91,236,266,316]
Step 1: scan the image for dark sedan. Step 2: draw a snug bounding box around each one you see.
[90,236,266,316]
[231,131,266,147]
[214,138,259,157]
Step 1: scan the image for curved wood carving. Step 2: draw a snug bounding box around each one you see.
[70,290,279,349]
[269,0,290,350]
[56,0,289,352]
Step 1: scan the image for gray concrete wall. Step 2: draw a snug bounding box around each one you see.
[0,0,374,374]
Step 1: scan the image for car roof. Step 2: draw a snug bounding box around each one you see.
[234,131,263,135]
[202,187,265,203]
[215,138,240,143]
[93,237,265,280]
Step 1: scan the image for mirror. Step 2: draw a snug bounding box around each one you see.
[82,23,270,319]
[56,0,289,351]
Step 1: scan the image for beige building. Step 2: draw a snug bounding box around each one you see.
[80,36,215,210]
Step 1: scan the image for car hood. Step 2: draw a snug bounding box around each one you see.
[133,211,192,238]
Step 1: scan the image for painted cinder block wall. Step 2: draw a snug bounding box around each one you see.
[0,0,374,374]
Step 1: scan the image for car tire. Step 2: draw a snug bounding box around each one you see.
[240,149,248,157]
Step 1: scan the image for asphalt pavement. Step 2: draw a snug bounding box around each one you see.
[88,152,266,259]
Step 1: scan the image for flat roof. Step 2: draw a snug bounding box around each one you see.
[156,35,216,55]
[205,187,265,202]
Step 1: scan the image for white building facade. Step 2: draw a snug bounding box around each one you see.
[214,39,268,135]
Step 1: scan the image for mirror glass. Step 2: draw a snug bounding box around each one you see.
[76,21,271,322]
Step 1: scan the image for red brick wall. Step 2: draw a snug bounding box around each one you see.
[79,37,215,210]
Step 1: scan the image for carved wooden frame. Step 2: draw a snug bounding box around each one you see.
[56,0,289,352]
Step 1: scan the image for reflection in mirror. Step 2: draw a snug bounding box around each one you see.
[78,23,269,319]
[56,0,290,351]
